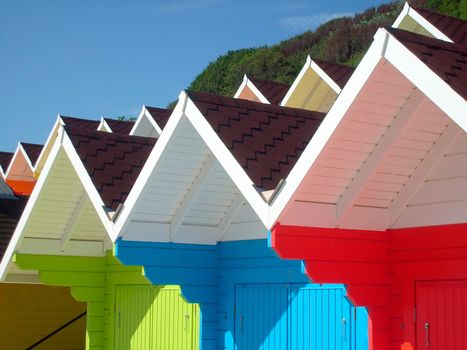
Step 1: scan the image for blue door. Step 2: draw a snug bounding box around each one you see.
[234,283,355,350]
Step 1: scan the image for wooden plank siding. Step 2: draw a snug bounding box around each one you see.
[0,283,86,350]
[271,222,467,350]
[14,251,199,350]
[115,238,369,350]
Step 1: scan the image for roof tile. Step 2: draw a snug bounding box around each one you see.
[145,107,172,130]
[20,143,43,167]
[413,7,467,45]
[65,127,156,210]
[0,196,28,260]
[187,90,326,191]
[313,59,354,89]
[248,77,291,104]
[103,118,135,134]
[60,116,100,131]
[0,152,14,172]
[388,28,467,100]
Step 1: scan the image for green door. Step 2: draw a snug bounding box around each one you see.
[152,286,199,350]
[115,286,153,350]
[114,285,199,350]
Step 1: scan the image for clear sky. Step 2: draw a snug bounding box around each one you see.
[0,0,390,152]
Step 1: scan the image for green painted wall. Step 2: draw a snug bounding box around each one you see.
[14,251,199,350]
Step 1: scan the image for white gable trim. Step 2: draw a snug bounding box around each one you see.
[280,55,312,106]
[112,92,189,240]
[269,27,467,229]
[32,115,62,175]
[113,91,269,242]
[0,127,115,280]
[392,2,453,43]
[4,143,35,179]
[268,29,389,228]
[97,117,112,132]
[0,130,63,281]
[309,60,342,94]
[129,106,163,137]
[234,74,271,104]
[280,55,342,106]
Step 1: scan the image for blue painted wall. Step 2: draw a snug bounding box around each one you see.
[115,239,368,350]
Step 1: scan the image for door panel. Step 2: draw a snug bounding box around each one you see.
[115,285,199,350]
[234,284,353,350]
[289,285,352,350]
[152,286,199,350]
[235,284,288,349]
[416,280,467,350]
[115,286,153,350]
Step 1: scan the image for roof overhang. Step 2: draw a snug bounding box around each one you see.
[268,28,467,231]
[392,2,453,43]
[234,74,271,104]
[114,91,269,245]
[0,127,114,282]
[129,106,163,137]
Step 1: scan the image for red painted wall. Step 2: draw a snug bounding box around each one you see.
[271,222,467,350]
[6,179,36,195]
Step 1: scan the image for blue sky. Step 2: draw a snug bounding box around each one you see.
[0,0,390,151]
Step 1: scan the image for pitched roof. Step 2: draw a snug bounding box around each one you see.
[20,143,43,167]
[0,196,28,260]
[389,27,467,100]
[413,6,467,45]
[248,77,291,105]
[313,59,354,89]
[187,90,326,191]
[60,116,100,130]
[0,152,14,173]
[145,107,172,130]
[65,127,156,210]
[103,118,135,134]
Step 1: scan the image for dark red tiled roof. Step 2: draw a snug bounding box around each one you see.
[313,59,354,89]
[145,107,172,131]
[388,28,467,100]
[248,77,291,105]
[103,118,135,134]
[20,143,43,167]
[0,152,14,172]
[413,7,467,45]
[187,90,326,191]
[60,116,100,131]
[65,127,156,210]
[0,196,28,260]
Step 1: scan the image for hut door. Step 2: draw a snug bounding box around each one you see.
[234,284,353,349]
[289,285,352,349]
[115,285,199,350]
[416,281,467,350]
[151,286,199,350]
[234,284,289,349]
[114,286,153,350]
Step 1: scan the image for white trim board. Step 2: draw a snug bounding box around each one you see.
[392,2,453,43]
[0,126,115,281]
[268,27,467,229]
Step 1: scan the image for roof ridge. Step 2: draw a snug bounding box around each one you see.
[412,6,467,23]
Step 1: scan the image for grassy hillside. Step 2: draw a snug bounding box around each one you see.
[182,0,465,103]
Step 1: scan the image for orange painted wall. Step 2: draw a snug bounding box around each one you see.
[0,283,86,349]
[5,179,36,195]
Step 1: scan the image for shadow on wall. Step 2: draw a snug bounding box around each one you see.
[115,239,369,350]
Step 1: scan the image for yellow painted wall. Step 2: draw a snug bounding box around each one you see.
[0,283,86,350]
[284,68,338,113]
[397,16,435,38]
